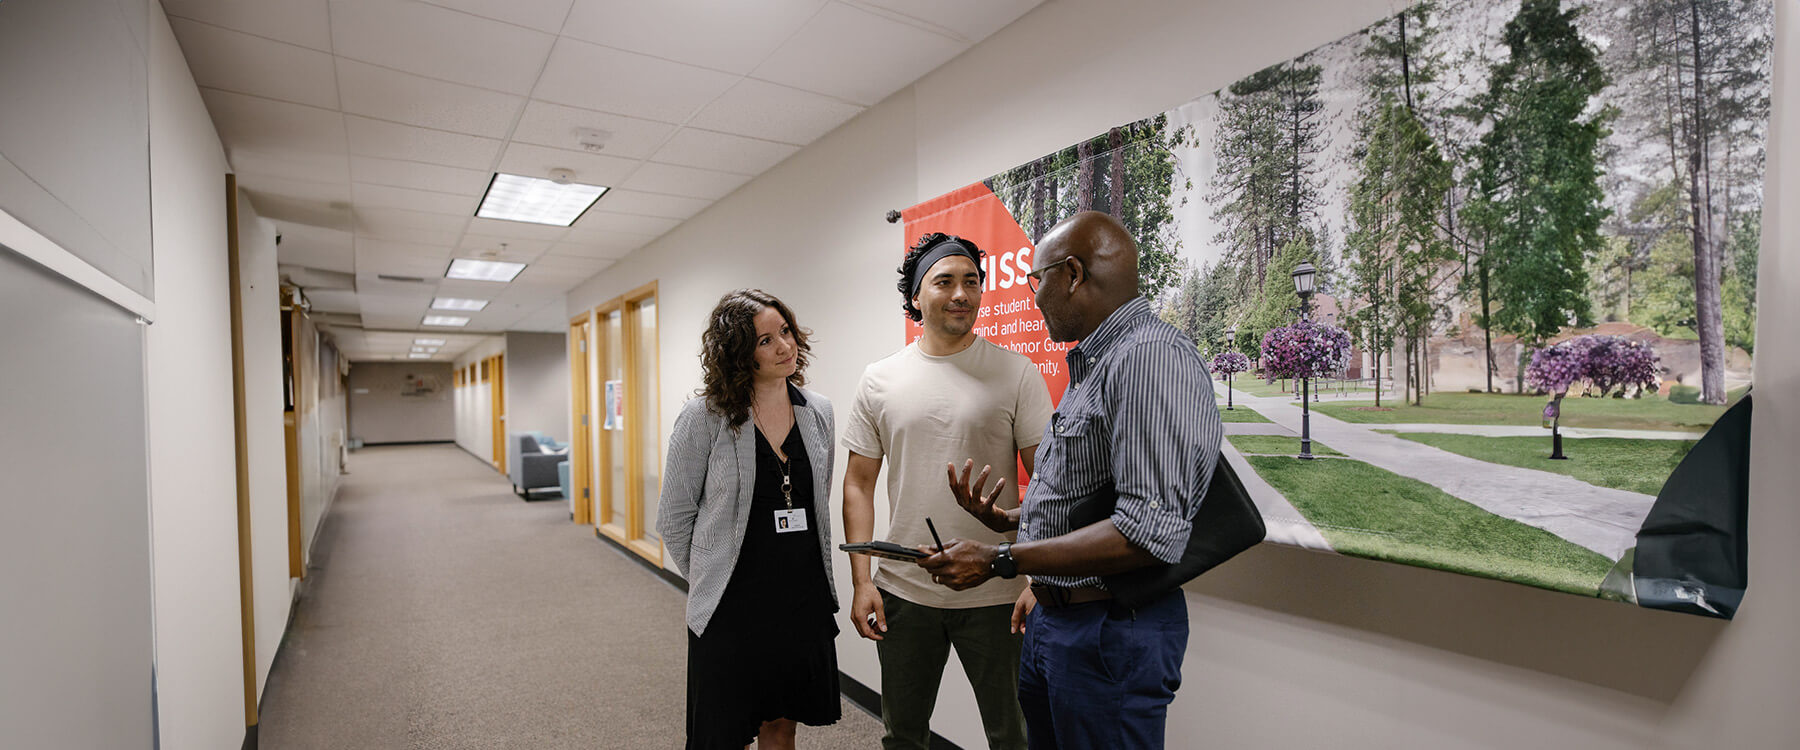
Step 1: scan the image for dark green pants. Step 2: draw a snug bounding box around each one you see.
[877,590,1028,750]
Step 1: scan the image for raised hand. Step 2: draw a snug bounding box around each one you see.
[946,459,1015,533]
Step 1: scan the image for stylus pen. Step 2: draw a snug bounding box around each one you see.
[925,517,946,554]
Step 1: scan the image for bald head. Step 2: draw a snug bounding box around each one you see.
[1032,211,1142,341]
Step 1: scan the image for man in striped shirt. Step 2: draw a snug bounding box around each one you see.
[920,211,1223,749]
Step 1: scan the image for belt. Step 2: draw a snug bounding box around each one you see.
[1030,583,1112,607]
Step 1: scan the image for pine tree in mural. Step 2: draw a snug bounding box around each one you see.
[1347,98,1453,406]
[1209,55,1328,291]
[1609,0,1771,404]
[1463,0,1611,366]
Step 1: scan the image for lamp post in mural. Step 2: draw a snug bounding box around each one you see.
[1224,325,1237,411]
[1292,261,1317,460]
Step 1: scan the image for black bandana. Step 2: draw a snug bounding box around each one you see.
[909,238,979,298]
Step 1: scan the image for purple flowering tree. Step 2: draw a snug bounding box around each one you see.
[1526,335,1661,397]
[1260,321,1352,380]
[1210,351,1251,377]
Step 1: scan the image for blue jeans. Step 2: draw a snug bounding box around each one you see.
[1017,590,1187,749]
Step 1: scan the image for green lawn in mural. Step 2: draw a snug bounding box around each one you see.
[1246,455,1618,595]
[1383,432,1697,496]
[1310,390,1743,432]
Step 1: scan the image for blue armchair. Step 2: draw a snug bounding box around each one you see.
[508,432,568,500]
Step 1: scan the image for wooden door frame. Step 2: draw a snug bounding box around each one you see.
[568,312,595,525]
[489,353,506,472]
[592,281,662,565]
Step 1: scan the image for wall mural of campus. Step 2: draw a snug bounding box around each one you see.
[899,0,1769,618]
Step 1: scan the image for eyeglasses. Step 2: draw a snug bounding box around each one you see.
[1025,257,1073,294]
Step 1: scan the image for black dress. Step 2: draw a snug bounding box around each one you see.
[685,425,840,749]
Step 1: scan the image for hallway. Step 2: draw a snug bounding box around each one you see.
[258,445,883,748]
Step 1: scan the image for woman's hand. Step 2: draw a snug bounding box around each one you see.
[946,460,1017,533]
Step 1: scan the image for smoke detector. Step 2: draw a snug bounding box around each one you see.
[574,128,612,153]
[548,168,576,185]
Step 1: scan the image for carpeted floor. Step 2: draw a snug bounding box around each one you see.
[257,444,885,749]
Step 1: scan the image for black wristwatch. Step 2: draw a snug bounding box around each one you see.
[991,542,1019,579]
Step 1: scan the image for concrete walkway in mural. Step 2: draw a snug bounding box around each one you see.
[1212,383,1657,562]
[1216,439,1335,551]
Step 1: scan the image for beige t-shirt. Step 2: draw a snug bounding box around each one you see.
[842,338,1055,608]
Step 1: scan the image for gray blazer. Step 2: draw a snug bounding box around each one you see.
[656,385,838,636]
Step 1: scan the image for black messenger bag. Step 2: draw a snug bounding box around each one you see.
[1069,455,1266,609]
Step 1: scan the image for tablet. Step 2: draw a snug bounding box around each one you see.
[839,541,929,561]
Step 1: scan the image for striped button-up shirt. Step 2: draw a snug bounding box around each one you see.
[1018,296,1223,589]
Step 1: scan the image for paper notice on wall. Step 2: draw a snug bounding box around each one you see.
[603,380,623,430]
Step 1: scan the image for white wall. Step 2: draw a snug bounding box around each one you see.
[144,6,245,749]
[504,331,570,443]
[453,337,505,465]
[235,196,292,702]
[348,362,455,444]
[568,0,1800,746]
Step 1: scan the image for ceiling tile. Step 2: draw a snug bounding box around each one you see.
[570,211,680,237]
[345,116,503,170]
[275,225,356,274]
[351,182,480,216]
[241,175,353,206]
[170,18,338,110]
[533,39,738,123]
[350,156,491,196]
[560,0,825,75]
[355,207,467,245]
[455,235,552,261]
[200,89,348,157]
[337,60,524,139]
[357,238,455,258]
[494,142,639,187]
[305,288,363,314]
[329,0,555,94]
[162,0,333,51]
[465,217,572,241]
[651,128,798,175]
[619,162,750,200]
[418,0,576,34]
[355,249,456,280]
[855,0,1044,42]
[230,149,352,185]
[510,101,677,160]
[591,189,712,219]
[556,228,656,257]
[753,2,966,107]
[687,78,863,145]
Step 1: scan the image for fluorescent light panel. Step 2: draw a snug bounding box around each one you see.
[432,297,489,311]
[411,346,440,354]
[409,353,432,359]
[445,258,526,283]
[475,173,607,227]
[414,338,446,346]
[422,315,470,327]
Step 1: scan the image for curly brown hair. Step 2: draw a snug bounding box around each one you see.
[698,289,812,428]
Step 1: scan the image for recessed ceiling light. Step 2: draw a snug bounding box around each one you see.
[423,315,470,327]
[432,297,489,311]
[414,338,446,346]
[409,353,432,359]
[411,346,440,354]
[475,171,607,227]
[445,258,526,283]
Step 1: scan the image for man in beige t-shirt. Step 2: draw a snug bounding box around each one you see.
[843,233,1053,750]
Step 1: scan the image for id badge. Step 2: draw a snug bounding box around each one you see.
[774,508,808,533]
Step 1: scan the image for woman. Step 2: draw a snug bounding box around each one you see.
[657,289,840,749]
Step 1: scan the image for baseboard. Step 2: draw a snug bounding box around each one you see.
[240,723,257,750]
[592,526,689,593]
[358,439,455,446]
